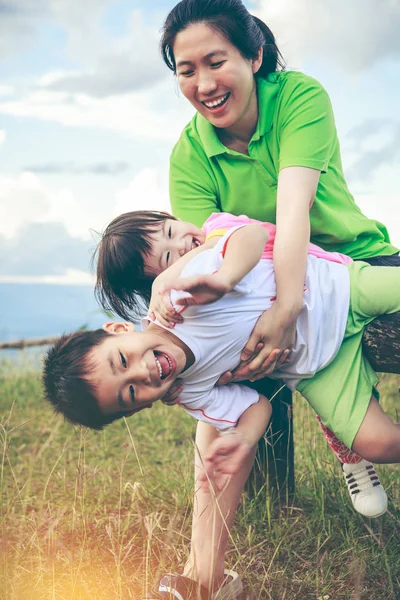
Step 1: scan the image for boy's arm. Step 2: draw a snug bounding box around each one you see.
[198,394,272,491]
[162,224,270,308]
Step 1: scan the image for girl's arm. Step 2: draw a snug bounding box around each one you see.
[148,236,219,325]
[157,224,269,310]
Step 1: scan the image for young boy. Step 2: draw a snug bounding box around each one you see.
[94,210,387,517]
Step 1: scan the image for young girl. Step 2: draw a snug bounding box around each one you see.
[94,209,387,519]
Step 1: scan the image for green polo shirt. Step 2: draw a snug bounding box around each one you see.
[170,71,397,259]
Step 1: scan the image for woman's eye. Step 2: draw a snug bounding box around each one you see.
[119,352,127,368]
[129,385,135,401]
[168,226,172,239]
[179,70,194,77]
[166,251,170,266]
[211,61,224,69]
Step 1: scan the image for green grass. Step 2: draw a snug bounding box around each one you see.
[0,356,399,599]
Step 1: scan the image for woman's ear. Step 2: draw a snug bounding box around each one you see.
[102,322,136,335]
[252,46,263,74]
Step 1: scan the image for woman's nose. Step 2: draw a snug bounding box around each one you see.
[197,70,217,95]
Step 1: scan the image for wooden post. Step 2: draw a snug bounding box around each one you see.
[246,379,294,503]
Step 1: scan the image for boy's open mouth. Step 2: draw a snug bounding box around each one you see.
[154,351,174,381]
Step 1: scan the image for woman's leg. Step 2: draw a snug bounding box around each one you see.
[352,396,400,463]
[183,420,256,592]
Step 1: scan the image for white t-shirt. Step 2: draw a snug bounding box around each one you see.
[146,227,350,429]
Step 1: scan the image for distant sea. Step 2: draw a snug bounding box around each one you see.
[0,283,108,358]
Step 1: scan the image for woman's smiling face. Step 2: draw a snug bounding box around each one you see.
[173,23,262,138]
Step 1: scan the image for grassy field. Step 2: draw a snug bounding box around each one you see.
[1,356,399,600]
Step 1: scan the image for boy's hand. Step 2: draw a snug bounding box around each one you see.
[198,430,253,492]
[163,273,231,307]
[149,276,183,328]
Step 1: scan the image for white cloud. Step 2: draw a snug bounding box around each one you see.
[254,0,400,72]
[113,168,171,218]
[0,172,49,238]
[41,10,167,97]
[0,85,14,97]
[0,0,112,59]
[0,79,193,142]
[0,166,171,244]
[0,269,94,285]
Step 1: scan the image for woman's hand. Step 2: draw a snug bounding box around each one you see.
[198,430,253,492]
[217,303,295,384]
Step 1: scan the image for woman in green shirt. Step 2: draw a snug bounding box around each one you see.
[149,0,399,597]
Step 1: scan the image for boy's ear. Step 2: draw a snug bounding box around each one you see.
[102,322,136,335]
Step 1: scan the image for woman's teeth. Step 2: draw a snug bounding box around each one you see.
[203,93,229,109]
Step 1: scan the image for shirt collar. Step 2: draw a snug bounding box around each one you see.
[196,72,282,158]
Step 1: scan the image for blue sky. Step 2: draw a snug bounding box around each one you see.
[1,0,400,283]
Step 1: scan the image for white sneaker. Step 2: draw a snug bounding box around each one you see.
[342,459,387,518]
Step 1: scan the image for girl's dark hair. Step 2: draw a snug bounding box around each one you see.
[94,210,177,321]
[160,0,285,78]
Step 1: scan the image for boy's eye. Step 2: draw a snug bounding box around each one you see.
[168,226,172,239]
[120,352,127,368]
[129,385,135,402]
[166,251,170,266]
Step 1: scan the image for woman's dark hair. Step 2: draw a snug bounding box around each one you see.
[160,0,284,79]
[94,210,177,321]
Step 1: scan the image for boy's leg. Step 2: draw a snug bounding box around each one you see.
[183,420,256,592]
[352,396,400,463]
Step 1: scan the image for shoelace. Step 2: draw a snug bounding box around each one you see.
[345,464,381,495]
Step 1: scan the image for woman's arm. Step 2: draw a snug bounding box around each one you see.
[219,166,320,383]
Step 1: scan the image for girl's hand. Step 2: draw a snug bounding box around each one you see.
[217,304,295,384]
[198,430,253,492]
[149,276,183,328]
[163,273,231,307]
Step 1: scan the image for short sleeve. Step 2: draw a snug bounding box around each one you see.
[170,127,220,227]
[278,74,337,173]
[180,384,260,429]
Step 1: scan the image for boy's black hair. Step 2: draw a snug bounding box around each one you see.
[94,210,177,321]
[42,329,126,430]
[160,0,285,78]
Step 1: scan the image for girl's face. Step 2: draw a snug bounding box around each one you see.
[144,219,205,276]
[173,23,262,139]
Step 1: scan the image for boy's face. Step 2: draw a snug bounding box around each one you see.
[86,322,188,417]
[145,219,205,276]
